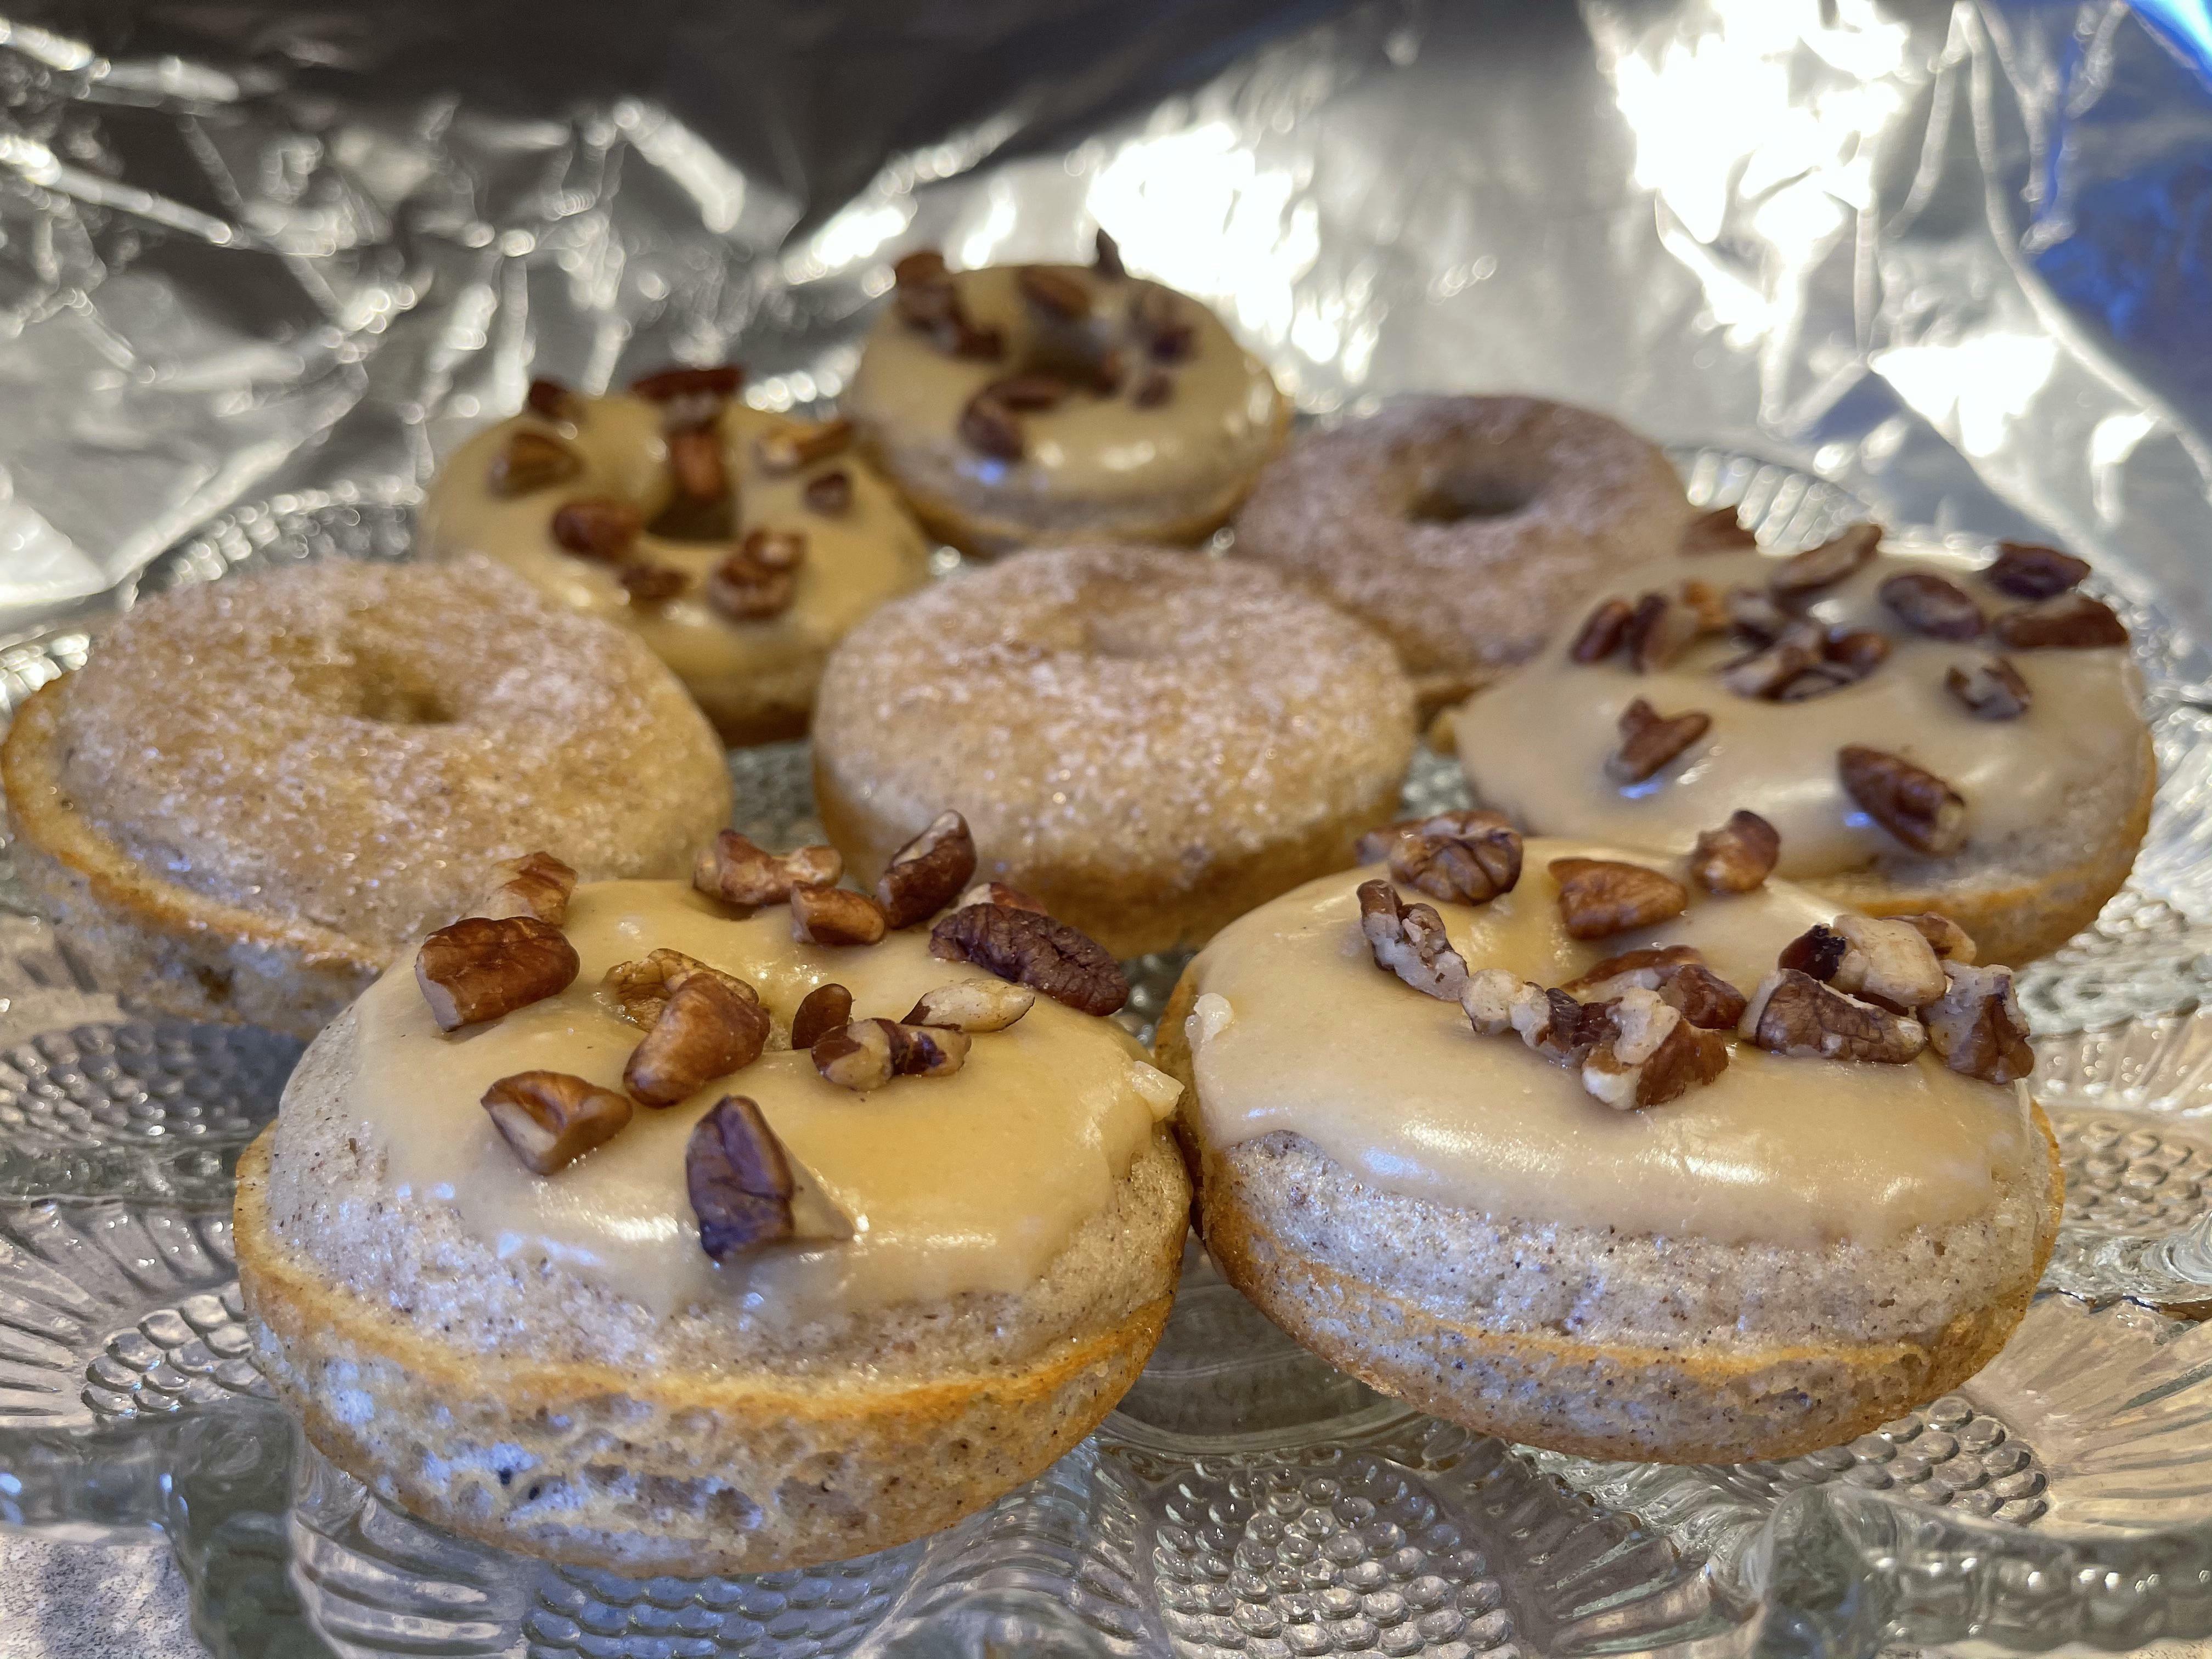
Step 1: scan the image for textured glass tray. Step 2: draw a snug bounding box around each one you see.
[8,455,2212,1658]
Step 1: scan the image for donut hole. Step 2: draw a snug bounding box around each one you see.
[294,652,458,726]
[1405,462,1541,524]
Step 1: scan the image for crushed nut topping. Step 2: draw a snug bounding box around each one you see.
[482,1070,632,1176]
[1778,924,1848,980]
[1879,571,1985,639]
[1901,912,1978,964]
[1922,962,2034,1084]
[1569,597,1632,663]
[1549,857,1689,940]
[1946,657,2032,720]
[811,1018,971,1091]
[789,884,889,947]
[1093,228,1126,279]
[489,430,585,498]
[1607,697,1711,783]
[877,810,979,928]
[1689,809,1780,893]
[707,527,806,622]
[602,948,757,1029]
[1017,264,1091,319]
[1993,590,2128,649]
[617,561,688,605]
[1743,968,1927,1063]
[929,902,1128,1014]
[753,416,853,475]
[1356,879,1471,1001]
[1624,591,1697,672]
[1372,810,1523,905]
[687,1095,795,1258]
[956,879,1049,914]
[526,378,582,423]
[1581,989,1730,1109]
[1564,945,1746,1030]
[1988,541,2089,600]
[960,389,1025,460]
[416,916,579,1032]
[631,364,743,403]
[1681,505,1758,551]
[551,496,644,561]
[789,983,853,1051]
[475,850,578,925]
[624,974,771,1106]
[902,977,1037,1032]
[1128,286,1195,361]
[1829,914,1948,1014]
[1769,522,1881,600]
[693,833,842,906]
[802,469,853,515]
[1838,744,1969,856]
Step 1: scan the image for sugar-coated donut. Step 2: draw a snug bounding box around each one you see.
[1450,529,2151,964]
[1233,396,1695,708]
[844,242,1290,556]
[1159,831,2059,1463]
[1,557,731,1039]
[810,544,1417,958]
[425,370,931,745]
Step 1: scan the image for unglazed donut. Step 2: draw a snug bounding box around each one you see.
[1232,396,1696,708]
[236,864,1187,1575]
[810,544,1417,958]
[1158,828,2059,1463]
[424,368,932,745]
[844,239,1290,555]
[1449,529,2151,964]
[1,556,730,1039]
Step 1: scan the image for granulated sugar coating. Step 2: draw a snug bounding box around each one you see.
[1231,396,1695,697]
[54,555,731,948]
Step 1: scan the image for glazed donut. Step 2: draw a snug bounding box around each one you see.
[1,556,731,1039]
[843,239,1290,555]
[810,544,1417,958]
[1158,830,2060,1463]
[236,867,1187,1575]
[1449,528,2152,965]
[424,368,932,745]
[1232,396,1696,708]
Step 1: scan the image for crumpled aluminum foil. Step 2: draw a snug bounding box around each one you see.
[3,0,2210,1652]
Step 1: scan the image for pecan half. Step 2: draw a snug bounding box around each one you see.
[1829,914,1948,1014]
[1946,657,2032,720]
[1581,989,1730,1109]
[1133,368,1173,407]
[1689,809,1780,893]
[482,1070,631,1175]
[1838,745,1968,856]
[811,1018,970,1091]
[1778,924,1848,980]
[929,902,1128,1014]
[489,430,584,498]
[1681,505,1758,551]
[665,424,729,506]
[1549,858,1689,940]
[551,496,643,561]
[1901,912,1977,964]
[1988,541,2089,600]
[1093,228,1126,279]
[693,833,842,906]
[1822,629,1892,679]
[1922,962,2034,1084]
[1607,698,1711,783]
[802,469,852,515]
[617,561,688,605]
[753,417,853,475]
[624,974,771,1106]
[960,390,1024,460]
[526,378,581,423]
[1128,286,1195,361]
[687,1095,794,1258]
[1624,592,1697,672]
[416,917,579,1031]
[1018,266,1091,319]
[1769,522,1881,600]
[877,811,979,928]
[1743,969,1927,1063]
[956,880,1049,915]
[1356,880,1470,1001]
[789,884,888,947]
[1880,571,1985,640]
[1383,810,1523,905]
[602,949,757,1029]
[475,850,578,925]
[1993,591,2128,650]
[632,363,744,403]
[707,529,805,621]
[1568,597,1632,663]
[789,983,853,1051]
[903,977,1037,1032]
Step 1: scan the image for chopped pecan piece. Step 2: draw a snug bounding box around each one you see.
[889,249,1003,358]
[753,417,853,475]
[903,977,1037,1032]
[802,469,852,515]
[665,424,729,505]
[1946,657,2032,720]
[1880,571,1985,640]
[1778,924,1848,980]
[617,561,688,605]
[1129,286,1195,361]
[602,948,757,1029]
[1093,228,1126,279]
[1510,984,1609,1064]
[482,1070,631,1175]
[1743,969,1927,1063]
[1679,579,1731,633]
[632,363,743,403]
[416,916,579,1032]
[1355,880,1470,1001]
[475,850,578,925]
[1900,912,1977,964]
[1549,858,1688,940]
[893,249,949,291]
[1822,629,1891,679]
[956,879,1048,914]
[551,496,643,561]
[1726,585,1790,644]
[625,975,771,1106]
[1561,944,1702,994]
[929,902,1126,1014]
[789,983,853,1051]
[1769,522,1881,600]
[1460,966,1536,1036]
[527,378,582,423]
[985,373,1073,411]
[687,1095,795,1258]
[1581,989,1730,1109]
[790,884,889,947]
[1922,963,2034,1084]
[1382,810,1523,905]
[489,430,584,498]
[706,530,805,622]
[1570,597,1633,663]
[1624,592,1697,672]
[960,390,1025,460]
[693,833,842,906]
[1993,591,2128,650]
[1721,620,1825,698]
[1681,505,1758,551]
[1018,266,1091,319]
[811,1018,970,1091]
[1607,698,1710,783]
[1565,946,1746,1030]
[877,811,979,928]
[1689,809,1780,893]
[1773,664,1855,702]
[1987,541,2089,600]
[1133,369,1173,407]
[1829,914,1948,1014]
[1838,745,1968,856]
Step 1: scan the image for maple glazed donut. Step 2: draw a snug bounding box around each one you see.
[0,556,730,1041]
[1158,816,2061,1463]
[809,543,1417,959]
[1231,395,1697,709]
[424,365,932,745]
[234,817,1187,1575]
[1449,527,2153,965]
[843,235,1291,555]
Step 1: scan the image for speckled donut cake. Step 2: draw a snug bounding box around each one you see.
[809,543,1417,958]
[1158,814,2060,1463]
[1448,524,2152,964]
[0,556,731,1039]
[1232,396,1696,708]
[234,816,1187,1574]
[424,365,932,744]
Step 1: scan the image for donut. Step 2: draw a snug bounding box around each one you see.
[1449,527,2152,964]
[424,368,932,745]
[1158,825,2060,1463]
[1232,396,1696,708]
[1,556,731,1040]
[843,239,1290,555]
[234,849,1188,1575]
[810,544,1416,958]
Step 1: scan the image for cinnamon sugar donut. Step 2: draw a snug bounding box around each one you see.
[1,556,731,1039]
[1232,396,1695,708]
[810,545,1416,957]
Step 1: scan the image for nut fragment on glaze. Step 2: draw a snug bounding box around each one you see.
[810,1018,972,1091]
[902,977,1036,1033]
[1548,857,1688,939]
[1743,968,1927,1063]
[1356,879,1471,1000]
[1689,810,1779,893]
[1837,745,1969,857]
[489,429,585,498]
[1922,962,2035,1084]
[1606,698,1709,783]
[685,1094,795,1259]
[1987,541,2089,600]
[1376,810,1523,905]
[928,902,1127,1014]
[624,974,771,1107]
[789,884,889,947]
[482,1070,633,1175]
[473,850,578,926]
[602,948,757,1029]
[416,916,580,1031]
[1768,521,1881,599]
[877,811,979,928]
[1946,657,2032,720]
[1993,591,2130,650]
[693,832,842,906]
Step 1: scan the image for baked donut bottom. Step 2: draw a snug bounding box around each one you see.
[1155,975,2062,1465]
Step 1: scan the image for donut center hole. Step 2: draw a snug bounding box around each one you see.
[1406,466,1538,524]
[296,654,457,726]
